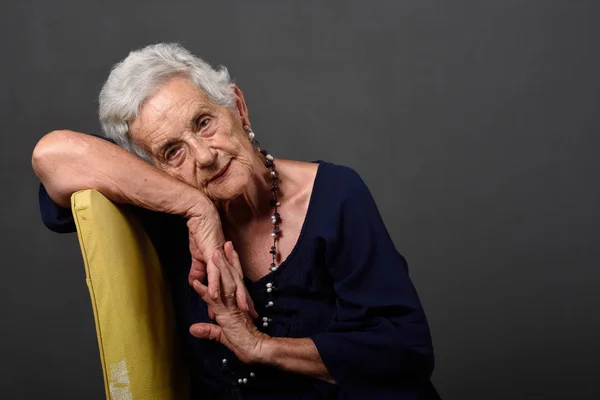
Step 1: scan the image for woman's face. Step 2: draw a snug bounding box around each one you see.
[129,76,257,204]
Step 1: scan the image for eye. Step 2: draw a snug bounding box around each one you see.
[164,146,183,162]
[197,116,211,130]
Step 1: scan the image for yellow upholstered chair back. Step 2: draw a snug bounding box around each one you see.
[71,189,187,400]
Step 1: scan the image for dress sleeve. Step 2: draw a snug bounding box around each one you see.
[37,134,116,233]
[310,168,436,398]
[39,183,76,233]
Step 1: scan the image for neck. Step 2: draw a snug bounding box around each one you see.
[221,156,275,229]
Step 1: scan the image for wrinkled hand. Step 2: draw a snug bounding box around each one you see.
[189,242,267,364]
[187,213,257,319]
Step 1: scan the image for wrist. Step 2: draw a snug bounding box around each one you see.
[180,188,216,220]
[185,196,224,255]
[252,333,276,365]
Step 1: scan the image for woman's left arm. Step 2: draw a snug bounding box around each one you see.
[189,242,334,383]
[257,336,334,383]
[190,170,435,393]
[304,170,436,394]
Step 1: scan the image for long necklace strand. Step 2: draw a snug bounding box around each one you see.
[220,125,280,387]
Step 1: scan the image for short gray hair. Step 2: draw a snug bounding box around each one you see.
[99,43,235,161]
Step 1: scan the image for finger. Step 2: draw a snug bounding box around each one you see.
[224,242,250,312]
[213,251,237,308]
[193,280,225,316]
[234,279,250,312]
[246,291,259,319]
[189,322,223,342]
[206,252,222,299]
[188,231,208,286]
[188,231,206,264]
[224,241,243,279]
[192,279,210,301]
[221,244,250,313]
[188,259,207,286]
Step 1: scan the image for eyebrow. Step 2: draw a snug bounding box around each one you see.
[152,105,214,156]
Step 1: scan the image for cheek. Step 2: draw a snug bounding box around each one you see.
[226,162,252,190]
[230,135,257,164]
[163,160,197,188]
[207,161,252,201]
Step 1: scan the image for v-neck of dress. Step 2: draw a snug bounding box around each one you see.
[244,160,325,287]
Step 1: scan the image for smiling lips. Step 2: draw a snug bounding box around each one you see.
[209,160,231,182]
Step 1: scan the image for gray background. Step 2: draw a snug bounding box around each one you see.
[2,1,599,399]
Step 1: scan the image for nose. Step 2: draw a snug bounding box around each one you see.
[189,138,217,168]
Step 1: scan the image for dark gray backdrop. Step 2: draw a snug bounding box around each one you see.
[2,1,599,399]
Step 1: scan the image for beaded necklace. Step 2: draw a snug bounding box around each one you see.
[220,125,280,386]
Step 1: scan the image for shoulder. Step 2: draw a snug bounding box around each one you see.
[275,159,366,195]
[306,161,380,234]
[323,162,363,183]
[316,161,371,202]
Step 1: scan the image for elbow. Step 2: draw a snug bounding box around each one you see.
[413,344,435,380]
[384,344,434,383]
[402,324,435,380]
[32,130,78,179]
[388,334,435,380]
[32,130,86,207]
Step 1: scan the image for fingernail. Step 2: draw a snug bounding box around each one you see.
[214,290,219,299]
[193,280,200,288]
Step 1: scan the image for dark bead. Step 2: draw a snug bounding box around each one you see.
[273,213,280,220]
[273,226,281,234]
[271,263,276,268]
[271,185,279,192]
[265,159,273,168]
[270,198,279,207]
[269,249,277,255]
[260,149,268,156]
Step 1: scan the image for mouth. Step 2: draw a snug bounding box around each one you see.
[209,160,232,183]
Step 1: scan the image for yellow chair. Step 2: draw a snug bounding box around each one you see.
[71,189,188,400]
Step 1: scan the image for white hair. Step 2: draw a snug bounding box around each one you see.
[99,43,235,161]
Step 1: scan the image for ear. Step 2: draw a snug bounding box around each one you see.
[231,84,250,127]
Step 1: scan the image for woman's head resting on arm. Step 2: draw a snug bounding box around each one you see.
[99,43,266,207]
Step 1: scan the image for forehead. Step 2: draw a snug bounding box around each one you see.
[129,76,214,146]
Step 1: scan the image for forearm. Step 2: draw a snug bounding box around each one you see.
[32,130,222,251]
[258,337,335,384]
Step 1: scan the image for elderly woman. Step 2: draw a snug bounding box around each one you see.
[32,43,440,400]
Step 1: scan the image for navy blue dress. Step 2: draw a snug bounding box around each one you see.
[39,148,441,400]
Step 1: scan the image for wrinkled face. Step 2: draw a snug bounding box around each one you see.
[129,76,257,203]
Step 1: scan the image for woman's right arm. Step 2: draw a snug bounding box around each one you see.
[32,130,209,219]
[31,130,247,307]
